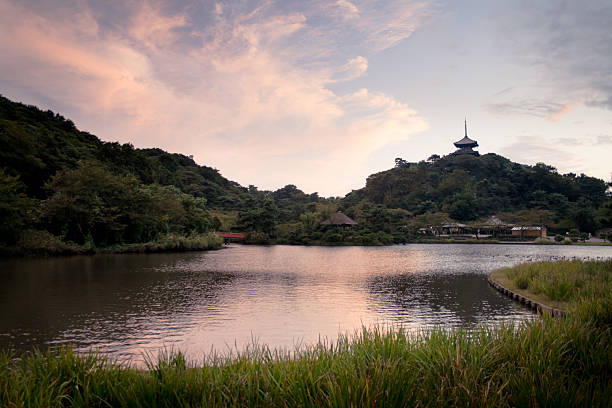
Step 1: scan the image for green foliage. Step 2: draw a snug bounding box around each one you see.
[569,228,580,242]
[2,94,611,249]
[237,197,279,235]
[41,161,139,245]
[13,230,85,256]
[150,232,223,252]
[554,234,565,242]
[0,95,250,210]
[38,161,217,247]
[245,231,271,245]
[358,154,608,230]
[503,260,612,304]
[0,169,35,244]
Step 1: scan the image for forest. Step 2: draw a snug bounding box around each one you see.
[1,94,611,253]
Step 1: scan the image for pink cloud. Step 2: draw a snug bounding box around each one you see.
[547,102,579,122]
[335,0,360,19]
[129,2,187,49]
[0,0,433,196]
[330,56,368,82]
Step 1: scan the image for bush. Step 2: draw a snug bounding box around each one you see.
[569,228,580,242]
[322,231,343,243]
[245,231,271,245]
[15,230,84,256]
[554,234,565,242]
[153,232,222,251]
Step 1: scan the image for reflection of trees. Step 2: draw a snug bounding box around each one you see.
[0,253,235,352]
[367,273,525,325]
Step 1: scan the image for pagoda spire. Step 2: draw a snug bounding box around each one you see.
[464,117,467,137]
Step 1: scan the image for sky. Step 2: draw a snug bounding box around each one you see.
[1,0,611,197]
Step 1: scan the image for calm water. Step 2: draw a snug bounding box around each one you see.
[1,244,611,363]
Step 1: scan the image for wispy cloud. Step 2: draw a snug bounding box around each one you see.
[0,0,434,195]
[487,97,579,122]
[595,135,612,145]
[331,56,368,82]
[498,0,612,111]
[498,136,582,172]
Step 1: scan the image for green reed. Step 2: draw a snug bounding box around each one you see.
[501,260,612,325]
[502,260,611,302]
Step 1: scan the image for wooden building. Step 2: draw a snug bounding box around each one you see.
[511,226,547,238]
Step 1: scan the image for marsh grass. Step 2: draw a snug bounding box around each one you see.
[113,232,224,253]
[1,231,223,257]
[1,317,610,407]
[500,260,611,311]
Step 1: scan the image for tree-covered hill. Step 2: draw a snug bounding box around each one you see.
[339,153,610,234]
[1,93,610,251]
[0,94,329,251]
[0,95,248,209]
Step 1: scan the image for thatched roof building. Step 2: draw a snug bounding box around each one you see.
[321,211,358,226]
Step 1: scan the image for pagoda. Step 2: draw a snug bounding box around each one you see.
[452,118,479,156]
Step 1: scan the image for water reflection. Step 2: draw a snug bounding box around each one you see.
[1,244,611,363]
[368,273,527,327]
[0,253,235,359]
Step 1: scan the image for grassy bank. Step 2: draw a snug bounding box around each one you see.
[2,261,610,407]
[492,260,612,321]
[0,231,223,257]
[1,319,610,407]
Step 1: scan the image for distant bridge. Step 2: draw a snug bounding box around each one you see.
[218,232,246,244]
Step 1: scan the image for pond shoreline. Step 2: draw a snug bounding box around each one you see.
[3,238,611,259]
[488,270,567,317]
[0,231,224,259]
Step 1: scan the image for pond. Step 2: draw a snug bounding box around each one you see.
[1,244,611,363]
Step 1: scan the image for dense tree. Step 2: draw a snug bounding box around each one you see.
[0,170,35,244]
[40,161,217,246]
[359,153,608,231]
[237,197,279,235]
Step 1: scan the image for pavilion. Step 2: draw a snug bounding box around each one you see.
[320,211,358,227]
[452,119,479,156]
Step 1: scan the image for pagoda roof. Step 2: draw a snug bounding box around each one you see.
[453,136,478,147]
[320,211,358,226]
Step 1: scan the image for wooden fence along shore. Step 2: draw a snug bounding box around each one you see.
[487,256,612,317]
[487,275,567,317]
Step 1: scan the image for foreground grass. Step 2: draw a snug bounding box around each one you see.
[1,320,610,407]
[2,261,610,407]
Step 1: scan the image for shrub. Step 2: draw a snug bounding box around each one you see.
[245,231,271,245]
[15,230,84,255]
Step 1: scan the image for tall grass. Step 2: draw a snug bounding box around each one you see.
[1,261,610,407]
[122,232,224,253]
[501,260,612,326]
[1,319,610,407]
[502,260,611,302]
[2,231,224,257]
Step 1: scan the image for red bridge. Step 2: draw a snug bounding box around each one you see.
[218,232,246,244]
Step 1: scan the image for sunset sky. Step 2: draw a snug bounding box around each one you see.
[1,0,611,196]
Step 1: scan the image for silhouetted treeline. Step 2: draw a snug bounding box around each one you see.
[1,94,611,251]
